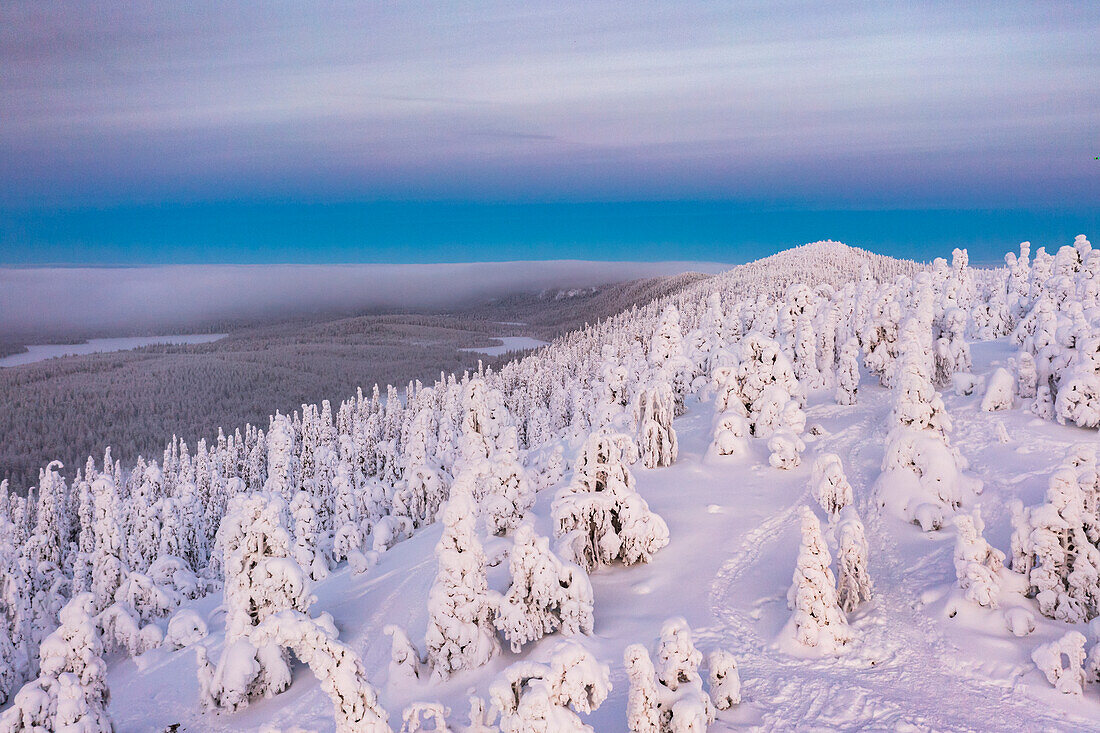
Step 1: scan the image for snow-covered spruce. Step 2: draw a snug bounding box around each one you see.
[196,492,315,711]
[834,506,873,613]
[1032,631,1088,695]
[707,650,741,711]
[951,509,1005,610]
[424,489,499,681]
[633,380,679,469]
[623,644,662,733]
[934,307,972,387]
[1011,453,1100,622]
[810,453,854,519]
[649,304,693,413]
[980,367,1015,412]
[249,610,391,732]
[493,521,594,653]
[712,331,805,439]
[455,378,534,537]
[0,593,113,732]
[834,336,861,405]
[708,411,751,458]
[164,608,208,650]
[552,431,669,572]
[767,431,805,470]
[874,324,982,531]
[290,490,331,582]
[384,624,425,684]
[784,507,852,652]
[89,474,128,614]
[623,618,732,732]
[488,641,611,733]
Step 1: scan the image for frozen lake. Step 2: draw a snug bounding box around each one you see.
[0,334,226,367]
[459,336,548,356]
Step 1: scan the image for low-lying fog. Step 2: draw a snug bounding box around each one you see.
[0,260,727,338]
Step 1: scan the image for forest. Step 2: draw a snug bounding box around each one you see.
[0,274,704,490]
[4,239,1100,731]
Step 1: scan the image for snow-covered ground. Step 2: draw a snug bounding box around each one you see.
[6,239,1100,732]
[0,334,225,367]
[102,337,1100,732]
[460,336,548,357]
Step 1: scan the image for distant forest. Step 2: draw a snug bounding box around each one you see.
[0,273,708,489]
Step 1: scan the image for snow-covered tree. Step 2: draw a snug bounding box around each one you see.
[792,314,824,388]
[489,641,611,733]
[767,431,805,470]
[125,461,163,574]
[624,644,661,733]
[90,475,127,613]
[461,695,497,733]
[706,650,741,710]
[400,702,448,732]
[1032,631,1087,695]
[714,332,804,439]
[1017,463,1100,622]
[264,413,299,502]
[934,307,971,386]
[0,593,112,732]
[456,380,533,536]
[249,610,391,732]
[785,507,851,651]
[331,462,363,565]
[834,506,872,613]
[394,397,449,530]
[834,337,860,405]
[384,624,424,684]
[952,509,1004,609]
[494,522,593,653]
[26,461,68,579]
[290,490,330,581]
[708,412,751,458]
[552,432,669,572]
[1014,350,1038,399]
[624,619,716,732]
[810,454,853,519]
[981,368,1015,412]
[875,321,981,531]
[164,608,208,650]
[1055,335,1100,429]
[889,323,951,435]
[537,446,566,492]
[197,492,315,711]
[425,489,499,680]
[634,381,678,469]
[649,305,692,409]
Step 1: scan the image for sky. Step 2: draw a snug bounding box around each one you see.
[0,1,1097,265]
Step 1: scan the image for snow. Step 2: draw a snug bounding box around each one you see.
[9,239,1100,731]
[0,334,225,367]
[86,335,1100,731]
[460,337,549,356]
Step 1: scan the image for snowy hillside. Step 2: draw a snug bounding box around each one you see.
[4,238,1100,732]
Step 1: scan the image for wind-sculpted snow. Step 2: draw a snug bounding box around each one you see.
[5,237,1100,730]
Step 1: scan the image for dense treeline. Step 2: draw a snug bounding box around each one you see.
[0,317,513,490]
[0,275,711,491]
